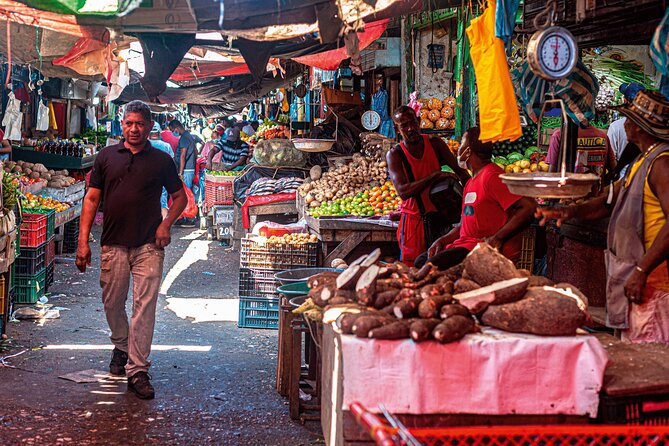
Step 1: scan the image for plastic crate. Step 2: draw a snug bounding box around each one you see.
[204,179,234,209]
[13,270,46,304]
[238,296,279,329]
[239,268,281,299]
[46,236,55,265]
[46,262,54,290]
[240,238,318,270]
[64,216,80,235]
[515,226,536,273]
[599,393,669,425]
[23,208,56,239]
[20,213,48,248]
[15,242,47,276]
[14,225,20,258]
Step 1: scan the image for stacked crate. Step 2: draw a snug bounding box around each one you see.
[238,236,318,329]
[63,216,80,253]
[13,211,52,304]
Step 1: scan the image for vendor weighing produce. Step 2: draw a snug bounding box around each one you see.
[388,106,470,266]
[537,90,669,344]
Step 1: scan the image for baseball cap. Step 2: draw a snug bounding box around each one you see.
[619,82,645,102]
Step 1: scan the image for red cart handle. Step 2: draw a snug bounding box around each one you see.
[350,402,399,446]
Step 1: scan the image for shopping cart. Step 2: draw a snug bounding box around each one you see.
[350,402,669,446]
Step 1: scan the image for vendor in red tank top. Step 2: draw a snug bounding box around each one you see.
[387,106,470,265]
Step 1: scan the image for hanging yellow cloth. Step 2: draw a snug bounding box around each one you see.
[48,101,58,130]
[466,1,522,143]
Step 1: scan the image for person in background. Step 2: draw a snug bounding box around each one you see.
[536,91,669,344]
[160,124,179,156]
[202,118,215,141]
[168,120,200,193]
[0,128,12,160]
[609,82,645,179]
[149,123,176,219]
[416,127,536,269]
[76,100,187,399]
[206,128,249,171]
[387,106,470,266]
[197,130,221,203]
[241,120,256,137]
[546,122,616,184]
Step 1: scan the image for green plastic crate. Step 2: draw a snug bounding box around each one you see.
[238,296,279,329]
[23,208,56,239]
[13,269,46,304]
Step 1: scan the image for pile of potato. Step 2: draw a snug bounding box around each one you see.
[298,152,389,208]
[266,233,318,245]
[295,243,589,343]
[3,161,77,188]
[419,97,456,130]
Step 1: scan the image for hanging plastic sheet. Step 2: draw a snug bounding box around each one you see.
[14,0,141,16]
[36,98,49,131]
[52,38,112,76]
[512,60,599,128]
[2,91,22,140]
[495,0,521,45]
[466,1,522,142]
[371,88,395,139]
[651,8,669,99]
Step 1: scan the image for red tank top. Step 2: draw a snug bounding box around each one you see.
[399,135,441,215]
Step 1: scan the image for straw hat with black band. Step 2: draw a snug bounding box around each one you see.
[616,90,669,142]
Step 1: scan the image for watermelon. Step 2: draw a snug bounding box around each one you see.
[507,152,523,163]
[495,156,509,165]
[525,147,538,158]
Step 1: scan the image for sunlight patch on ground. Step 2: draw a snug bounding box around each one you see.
[180,229,206,240]
[44,344,211,352]
[166,297,239,323]
[160,239,211,295]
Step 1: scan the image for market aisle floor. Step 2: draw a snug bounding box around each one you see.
[0,226,322,445]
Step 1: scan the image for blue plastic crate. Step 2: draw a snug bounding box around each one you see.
[238,296,279,329]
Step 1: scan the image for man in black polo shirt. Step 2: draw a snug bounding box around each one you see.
[76,100,187,400]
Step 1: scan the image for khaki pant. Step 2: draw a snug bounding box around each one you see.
[622,284,669,344]
[100,243,164,377]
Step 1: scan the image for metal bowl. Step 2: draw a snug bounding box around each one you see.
[291,138,336,153]
[288,295,308,308]
[274,267,342,285]
[499,172,600,199]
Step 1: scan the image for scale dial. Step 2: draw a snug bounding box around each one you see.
[361,110,381,131]
[527,27,578,81]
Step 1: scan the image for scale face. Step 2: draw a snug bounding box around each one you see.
[361,110,381,131]
[527,26,578,81]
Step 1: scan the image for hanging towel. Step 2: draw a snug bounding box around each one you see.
[36,99,49,131]
[495,0,521,45]
[466,1,522,142]
[48,101,58,130]
[2,91,23,141]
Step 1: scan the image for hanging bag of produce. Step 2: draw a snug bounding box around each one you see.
[466,0,522,143]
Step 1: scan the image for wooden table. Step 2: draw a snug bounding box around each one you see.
[304,214,398,266]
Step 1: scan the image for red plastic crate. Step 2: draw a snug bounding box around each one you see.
[20,213,48,248]
[46,236,55,265]
[204,179,234,209]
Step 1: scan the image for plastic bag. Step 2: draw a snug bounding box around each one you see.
[180,183,198,219]
[252,139,307,167]
[252,220,307,237]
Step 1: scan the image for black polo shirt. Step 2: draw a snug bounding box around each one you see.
[89,141,182,247]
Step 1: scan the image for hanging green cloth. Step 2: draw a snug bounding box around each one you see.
[16,0,141,16]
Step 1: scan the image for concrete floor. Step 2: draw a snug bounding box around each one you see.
[0,226,322,445]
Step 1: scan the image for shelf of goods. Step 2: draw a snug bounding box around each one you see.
[238,234,318,330]
[12,147,97,170]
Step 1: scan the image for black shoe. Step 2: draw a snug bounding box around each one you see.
[128,372,155,400]
[109,348,128,376]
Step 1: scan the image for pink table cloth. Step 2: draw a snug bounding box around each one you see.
[337,326,609,417]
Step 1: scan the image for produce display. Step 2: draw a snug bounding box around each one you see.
[265,233,318,245]
[2,171,18,213]
[360,132,394,159]
[21,192,70,213]
[245,117,290,145]
[252,139,307,168]
[207,170,240,177]
[294,243,589,342]
[308,182,401,218]
[490,126,549,173]
[298,152,388,210]
[3,161,78,188]
[445,138,460,154]
[247,177,303,196]
[419,97,456,130]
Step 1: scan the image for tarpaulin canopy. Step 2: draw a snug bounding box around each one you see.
[293,19,389,70]
[14,0,141,16]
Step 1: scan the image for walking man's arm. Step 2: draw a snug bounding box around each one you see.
[76,187,102,272]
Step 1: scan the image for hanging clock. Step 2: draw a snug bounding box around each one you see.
[361,110,381,131]
[527,26,578,81]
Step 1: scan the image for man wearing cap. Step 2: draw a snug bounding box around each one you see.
[537,91,669,344]
[608,82,645,178]
[149,123,176,219]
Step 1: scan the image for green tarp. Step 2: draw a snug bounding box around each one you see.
[16,0,143,16]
